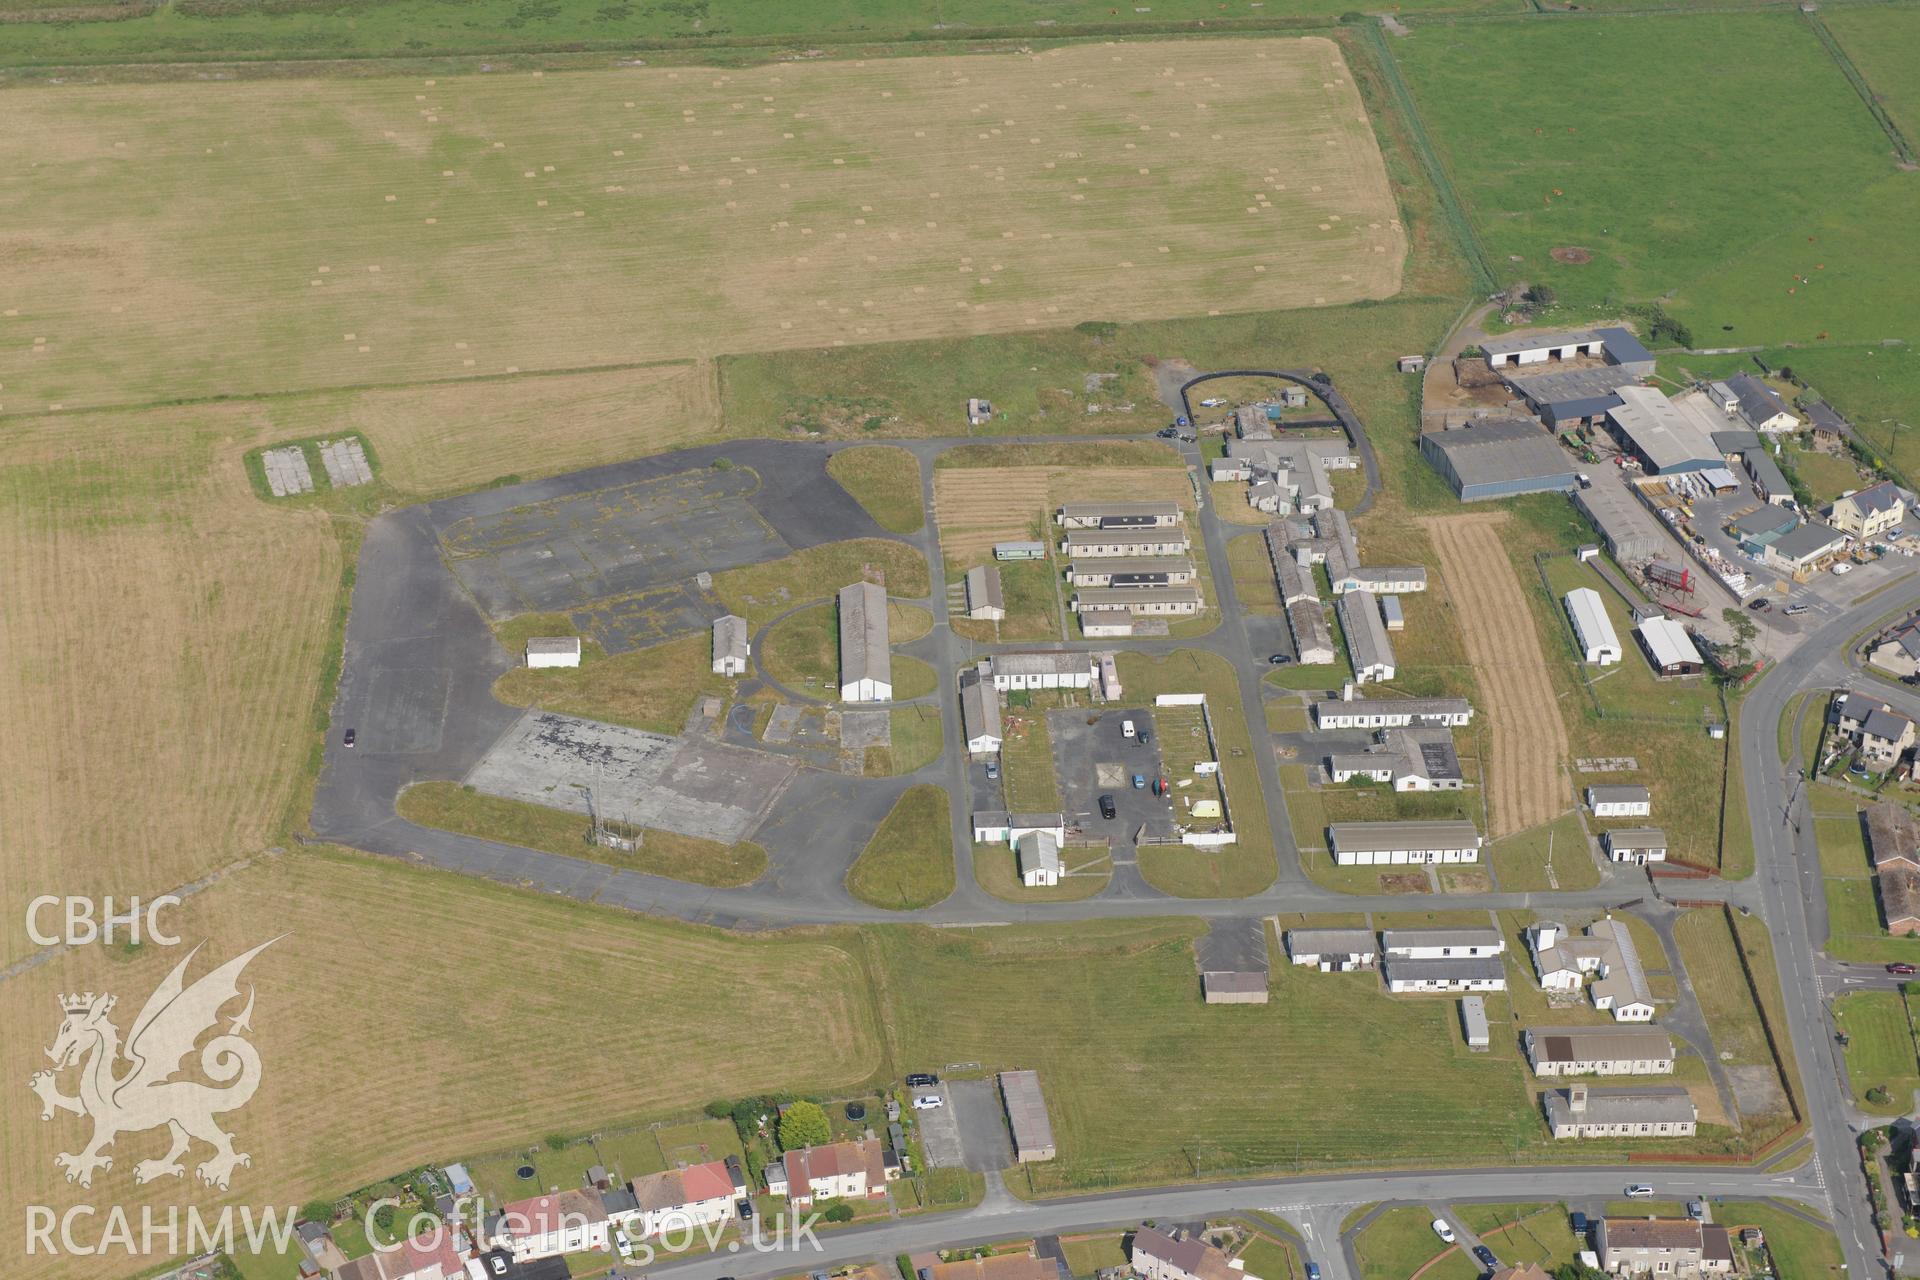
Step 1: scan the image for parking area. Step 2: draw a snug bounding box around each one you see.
[913,1089,966,1170]
[950,1078,1014,1172]
[1048,707,1178,843]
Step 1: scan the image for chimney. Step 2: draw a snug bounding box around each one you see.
[1569,1084,1589,1114]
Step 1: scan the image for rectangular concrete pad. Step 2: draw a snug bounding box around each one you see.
[840,710,891,750]
[465,709,793,844]
[363,667,451,754]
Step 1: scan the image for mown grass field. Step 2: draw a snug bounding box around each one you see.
[845,784,954,911]
[1832,990,1920,1114]
[1353,1207,1477,1280]
[1826,5,1920,145]
[1392,12,1898,317]
[0,39,1400,414]
[828,445,924,534]
[493,629,733,733]
[1673,908,1799,1138]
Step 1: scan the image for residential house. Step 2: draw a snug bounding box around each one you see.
[1830,480,1906,540]
[711,614,750,676]
[1806,401,1850,446]
[1311,694,1473,730]
[1546,1086,1697,1140]
[1016,829,1062,887]
[1602,828,1668,864]
[1595,1217,1732,1275]
[1327,728,1464,792]
[1869,618,1920,679]
[1717,373,1797,434]
[496,1190,609,1260]
[1865,802,1920,935]
[1130,1228,1252,1280]
[765,1139,894,1205]
[623,1159,740,1238]
[1525,1025,1674,1077]
[1285,928,1380,972]
[1587,785,1652,817]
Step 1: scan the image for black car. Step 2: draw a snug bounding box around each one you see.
[736,1198,755,1220]
[905,1071,939,1087]
[1747,597,1772,611]
[1137,730,1152,746]
[1156,426,1180,438]
[1098,794,1117,820]
[343,727,356,748]
[1472,1246,1497,1270]
[1268,654,1292,665]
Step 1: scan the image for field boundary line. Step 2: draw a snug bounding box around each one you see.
[1800,7,1918,164]
[1356,23,1497,294]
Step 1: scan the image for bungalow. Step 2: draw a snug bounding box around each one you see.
[1602,827,1668,864]
[1528,919,1655,1022]
[764,1139,894,1205]
[985,651,1094,691]
[1326,728,1464,792]
[1311,694,1473,730]
[1869,619,1920,679]
[1383,956,1506,993]
[1060,529,1191,559]
[1330,821,1483,866]
[1587,785,1651,818]
[1285,928,1380,972]
[963,565,1006,622]
[959,669,1003,756]
[1381,927,1505,960]
[1717,373,1798,434]
[1866,803,1920,935]
[1055,502,1182,529]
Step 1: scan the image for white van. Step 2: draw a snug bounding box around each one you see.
[1121,719,1137,739]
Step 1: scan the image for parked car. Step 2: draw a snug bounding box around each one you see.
[1785,603,1810,616]
[1131,774,1146,790]
[1748,597,1772,611]
[1472,1246,1497,1269]
[1122,718,1137,738]
[905,1072,939,1087]
[1624,1184,1655,1198]
[1431,1220,1455,1244]
[1138,729,1151,746]
[343,727,356,748]
[1888,962,1917,976]
[1304,1266,1321,1280]
[1833,562,1853,575]
[1099,794,1117,820]
[1268,653,1292,665]
[1687,1201,1706,1221]
[985,759,999,780]
[912,1093,944,1110]
[736,1199,755,1221]
[1200,397,1226,408]
[1569,1212,1589,1237]
[1156,426,1180,439]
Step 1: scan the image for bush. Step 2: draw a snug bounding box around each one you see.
[544,1133,570,1151]
[1073,320,1118,342]
[1870,1086,1894,1106]
[704,1099,734,1120]
[778,1099,831,1151]
[731,1098,766,1143]
[823,1203,855,1223]
[373,1203,396,1234]
[300,1199,335,1225]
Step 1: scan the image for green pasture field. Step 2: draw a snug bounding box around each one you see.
[1832,990,1920,1114]
[1392,13,1898,318]
[1826,6,1920,144]
[0,0,1519,70]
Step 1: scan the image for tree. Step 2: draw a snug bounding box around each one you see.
[373,1203,397,1234]
[731,1097,767,1143]
[1720,608,1759,667]
[778,1100,831,1151]
[705,1099,735,1120]
[1869,1086,1894,1106]
[300,1200,335,1225]
[823,1203,855,1223]
[1527,283,1558,308]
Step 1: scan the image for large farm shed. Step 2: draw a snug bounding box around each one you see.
[1634,616,1703,676]
[1505,366,1637,430]
[837,580,892,702]
[1604,386,1723,476]
[1573,484,1668,562]
[1419,418,1580,501]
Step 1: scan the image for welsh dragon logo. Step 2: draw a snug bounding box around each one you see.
[28,938,281,1191]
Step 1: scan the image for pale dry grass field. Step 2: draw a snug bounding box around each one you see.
[0,849,883,1278]
[1421,513,1568,836]
[0,38,1402,413]
[933,465,1193,562]
[334,359,720,495]
[0,405,340,972]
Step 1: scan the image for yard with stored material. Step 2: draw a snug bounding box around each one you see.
[0,38,1401,414]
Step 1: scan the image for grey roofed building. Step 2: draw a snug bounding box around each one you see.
[1056,501,1181,527]
[1743,448,1792,502]
[1311,695,1473,728]
[712,613,751,675]
[959,669,1002,751]
[1418,418,1581,501]
[1711,428,1762,456]
[1806,400,1850,435]
[837,580,891,699]
[1337,588,1396,681]
[1767,519,1849,567]
[997,1070,1056,1162]
[1544,1085,1696,1138]
[1524,1025,1675,1075]
[1381,927,1504,954]
[1329,820,1484,859]
[1504,365,1639,428]
[1606,385,1723,475]
[1070,585,1203,613]
[1725,371,1795,430]
[1592,325,1656,374]
[964,564,1006,620]
[1202,971,1270,1003]
[1383,956,1507,989]
[1285,927,1380,966]
[1572,482,1669,562]
[1603,826,1669,858]
[1587,784,1651,807]
[1730,505,1798,541]
[1482,329,1606,358]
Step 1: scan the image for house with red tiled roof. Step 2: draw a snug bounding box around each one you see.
[619,1158,744,1238]
[764,1139,895,1205]
[494,1188,610,1261]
